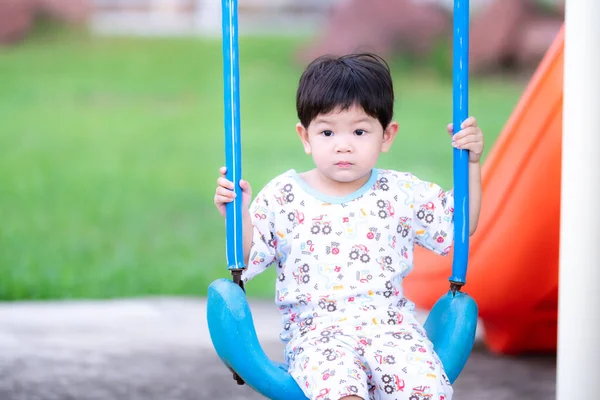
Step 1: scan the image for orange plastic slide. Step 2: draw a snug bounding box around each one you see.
[404,27,564,355]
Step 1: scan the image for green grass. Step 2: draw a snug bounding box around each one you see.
[0,25,524,300]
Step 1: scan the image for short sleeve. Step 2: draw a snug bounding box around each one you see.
[411,175,455,256]
[241,184,278,282]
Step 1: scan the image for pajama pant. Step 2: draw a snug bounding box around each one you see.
[285,324,453,400]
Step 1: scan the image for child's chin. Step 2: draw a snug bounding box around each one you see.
[327,169,370,183]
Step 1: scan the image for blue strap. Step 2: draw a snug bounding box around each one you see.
[450,0,470,284]
[222,0,245,270]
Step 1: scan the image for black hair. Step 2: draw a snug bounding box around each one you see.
[296,53,394,130]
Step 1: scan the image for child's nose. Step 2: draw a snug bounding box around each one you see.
[335,139,353,153]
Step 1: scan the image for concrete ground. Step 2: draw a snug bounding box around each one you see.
[0,298,556,400]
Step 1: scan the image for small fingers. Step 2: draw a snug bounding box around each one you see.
[214,193,234,206]
[239,179,252,194]
[239,179,248,189]
[452,136,484,152]
[452,137,476,148]
[215,185,236,198]
[217,176,234,190]
[452,126,481,141]
[214,185,236,207]
[460,116,477,129]
[447,117,477,133]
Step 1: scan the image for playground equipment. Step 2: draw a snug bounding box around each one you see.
[206,0,478,398]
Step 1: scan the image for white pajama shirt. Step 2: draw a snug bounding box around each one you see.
[243,169,455,400]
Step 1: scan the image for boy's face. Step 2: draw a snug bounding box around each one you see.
[296,104,398,188]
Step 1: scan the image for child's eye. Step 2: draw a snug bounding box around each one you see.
[354,129,366,136]
[321,130,334,137]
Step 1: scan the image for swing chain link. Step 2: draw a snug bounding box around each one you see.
[231,270,245,291]
[230,269,246,385]
[231,369,245,385]
[450,281,464,296]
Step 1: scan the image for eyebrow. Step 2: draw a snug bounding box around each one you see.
[312,117,332,125]
[312,117,374,125]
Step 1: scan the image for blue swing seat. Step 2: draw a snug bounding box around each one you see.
[207,278,478,400]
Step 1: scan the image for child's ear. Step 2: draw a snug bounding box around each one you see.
[381,121,399,152]
[296,123,312,154]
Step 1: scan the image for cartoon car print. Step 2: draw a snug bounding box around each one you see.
[298,316,316,336]
[349,244,370,263]
[318,329,333,343]
[381,374,405,394]
[376,199,395,219]
[377,176,389,191]
[311,215,332,235]
[397,216,411,238]
[287,209,305,224]
[322,348,345,362]
[409,385,433,400]
[318,297,337,312]
[293,263,311,284]
[385,309,404,325]
[378,255,393,271]
[382,280,400,299]
[274,183,295,206]
[392,329,414,340]
[296,293,311,306]
[417,202,435,224]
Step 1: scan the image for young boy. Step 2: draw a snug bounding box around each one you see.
[214,53,483,400]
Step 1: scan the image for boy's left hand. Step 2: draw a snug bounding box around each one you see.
[446,116,484,163]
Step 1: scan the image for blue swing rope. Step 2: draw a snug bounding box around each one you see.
[222,0,246,280]
[450,0,470,288]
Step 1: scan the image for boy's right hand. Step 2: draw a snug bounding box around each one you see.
[214,166,253,218]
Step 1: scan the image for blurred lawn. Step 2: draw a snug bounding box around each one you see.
[0,26,524,300]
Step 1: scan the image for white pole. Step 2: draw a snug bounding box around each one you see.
[557,1,600,398]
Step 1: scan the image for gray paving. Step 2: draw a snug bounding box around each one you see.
[0,298,556,399]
